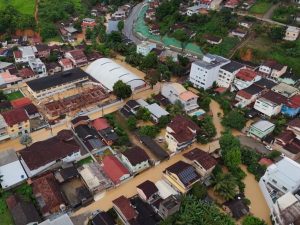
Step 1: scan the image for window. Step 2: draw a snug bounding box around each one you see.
[282,186,287,191]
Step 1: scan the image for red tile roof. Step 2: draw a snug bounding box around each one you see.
[1,108,29,126]
[92,118,110,131]
[59,58,73,67]
[183,148,217,170]
[236,90,252,100]
[32,173,65,215]
[67,49,86,60]
[122,146,149,166]
[285,138,300,154]
[288,118,300,129]
[261,90,287,105]
[236,69,257,81]
[285,95,300,109]
[18,68,35,78]
[276,130,295,145]
[102,156,129,184]
[11,97,32,109]
[137,180,158,199]
[112,196,137,221]
[263,60,285,71]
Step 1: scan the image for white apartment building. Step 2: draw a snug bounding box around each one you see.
[217,61,245,88]
[28,58,47,77]
[232,68,261,91]
[259,60,287,80]
[13,46,37,63]
[136,41,157,56]
[189,54,229,90]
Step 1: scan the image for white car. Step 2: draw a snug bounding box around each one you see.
[265,145,273,151]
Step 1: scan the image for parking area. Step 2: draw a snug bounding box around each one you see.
[238,135,270,155]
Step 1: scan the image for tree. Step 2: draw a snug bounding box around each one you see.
[223,146,241,169]
[127,116,137,131]
[113,80,132,99]
[166,100,184,116]
[40,22,58,40]
[136,107,151,121]
[219,131,240,152]
[268,26,285,41]
[189,183,207,200]
[85,27,93,40]
[141,52,158,70]
[139,126,159,138]
[197,96,211,112]
[213,173,239,201]
[0,91,7,102]
[19,134,32,147]
[157,115,171,129]
[117,20,124,32]
[222,110,246,130]
[172,29,189,51]
[242,216,267,225]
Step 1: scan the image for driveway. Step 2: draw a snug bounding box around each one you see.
[238,135,269,155]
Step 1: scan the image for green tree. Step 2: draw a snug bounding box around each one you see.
[197,96,211,112]
[268,26,285,41]
[213,173,238,201]
[219,131,240,152]
[157,115,171,129]
[141,52,158,70]
[172,29,189,51]
[19,134,32,147]
[127,116,137,131]
[0,91,7,102]
[40,22,58,40]
[166,100,184,116]
[139,126,159,138]
[189,183,207,200]
[223,146,241,169]
[85,27,93,40]
[117,20,124,32]
[242,216,267,225]
[112,80,132,99]
[222,110,246,130]
[136,107,151,121]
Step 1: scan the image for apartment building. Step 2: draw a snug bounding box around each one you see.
[217,61,245,88]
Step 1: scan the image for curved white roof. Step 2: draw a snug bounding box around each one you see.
[86,58,145,91]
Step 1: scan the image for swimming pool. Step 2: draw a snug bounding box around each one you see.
[189,109,206,117]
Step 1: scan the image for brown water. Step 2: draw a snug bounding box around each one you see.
[241,165,271,224]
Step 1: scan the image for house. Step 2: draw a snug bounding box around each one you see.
[78,162,112,193]
[0,149,27,190]
[60,26,78,42]
[28,58,47,77]
[6,194,41,225]
[13,46,36,63]
[254,91,287,117]
[59,58,74,71]
[18,67,35,79]
[144,103,169,123]
[284,26,300,41]
[71,115,90,129]
[91,211,115,225]
[32,173,66,217]
[165,115,200,152]
[235,84,265,108]
[231,28,247,38]
[26,68,89,100]
[137,180,159,203]
[287,118,300,139]
[65,49,88,67]
[223,194,250,220]
[282,95,300,117]
[138,135,169,161]
[271,82,299,98]
[0,61,13,72]
[137,41,157,56]
[183,148,217,178]
[186,5,202,16]
[120,146,150,174]
[163,160,200,193]
[46,62,62,75]
[0,115,10,141]
[39,214,74,225]
[11,97,31,109]
[35,44,50,58]
[102,155,130,185]
[120,100,141,117]
[259,157,300,210]
[224,0,240,8]
[81,18,97,32]
[112,196,137,225]
[254,77,277,90]
[258,60,287,79]
[92,118,118,145]
[278,69,298,86]
[232,68,261,91]
[189,54,230,90]
[155,180,178,199]
[274,130,300,160]
[0,70,21,88]
[247,120,275,140]
[203,34,222,45]
[217,60,245,88]
[1,108,30,139]
[19,130,81,177]
[158,195,180,219]
[161,83,199,113]
[271,192,300,225]
[111,9,126,20]
[239,21,252,29]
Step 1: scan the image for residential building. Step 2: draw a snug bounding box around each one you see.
[0,114,10,141]
[183,148,217,178]
[35,44,50,58]
[161,83,199,113]
[0,61,13,72]
[6,194,41,225]
[11,97,32,109]
[223,194,250,220]
[271,192,300,225]
[217,61,245,88]
[254,77,277,90]
[29,58,47,77]
[284,26,300,41]
[111,9,126,20]
[287,118,300,139]
[13,46,36,63]
[278,70,298,86]
[92,118,118,145]
[136,41,157,56]
[254,91,287,117]
[231,28,247,38]
[282,95,300,117]
[59,58,74,71]
[155,180,178,199]
[102,155,130,185]
[186,5,202,16]
[203,34,222,45]
[271,82,299,98]
[259,60,287,79]
[163,160,200,193]
[0,71,21,88]
[189,54,229,89]
[46,62,62,75]
[247,120,275,140]
[59,26,78,42]
[137,180,159,203]
[1,108,30,139]
[32,173,66,217]
[39,214,74,225]
[19,130,81,177]
[274,130,300,160]
[165,115,200,152]
[18,67,35,79]
[235,84,265,108]
[158,195,180,219]
[259,157,300,209]
[120,100,141,118]
[224,0,240,8]
[65,49,88,67]
[232,68,261,91]
[91,211,115,225]
[144,103,169,123]
[112,196,137,225]
[0,149,27,190]
[26,68,90,100]
[81,18,97,32]
[239,21,252,29]
[120,146,150,174]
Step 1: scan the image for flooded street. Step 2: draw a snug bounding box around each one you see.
[241,165,271,224]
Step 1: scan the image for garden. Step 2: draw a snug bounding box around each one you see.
[0,0,35,15]
[249,0,273,15]
[5,91,24,101]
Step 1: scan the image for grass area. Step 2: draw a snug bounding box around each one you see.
[0,0,35,15]
[5,91,24,101]
[272,5,300,25]
[44,35,62,44]
[249,0,272,14]
[77,156,94,166]
[207,37,240,57]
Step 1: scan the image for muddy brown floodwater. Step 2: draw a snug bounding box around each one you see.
[241,165,271,224]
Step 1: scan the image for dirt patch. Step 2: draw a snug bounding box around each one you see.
[241,48,253,61]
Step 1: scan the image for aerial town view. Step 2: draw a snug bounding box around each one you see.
[0,0,300,224]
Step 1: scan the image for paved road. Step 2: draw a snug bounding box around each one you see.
[236,11,286,27]
[238,135,269,154]
[263,3,280,20]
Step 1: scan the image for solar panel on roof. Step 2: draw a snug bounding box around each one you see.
[178,167,198,185]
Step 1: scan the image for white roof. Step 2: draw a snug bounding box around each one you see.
[78,164,100,190]
[277,192,298,210]
[19,46,36,57]
[251,120,275,131]
[0,61,12,69]
[136,99,149,107]
[155,179,178,199]
[168,83,187,95]
[86,58,145,91]
[39,214,74,225]
[145,103,169,119]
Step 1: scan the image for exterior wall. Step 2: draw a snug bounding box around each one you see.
[193,160,214,178]
[62,150,81,163]
[113,206,132,225]
[259,178,274,210]
[136,42,156,56]
[217,69,235,88]
[287,126,300,139]
[247,124,275,140]
[259,65,272,75]
[271,67,287,79]
[254,99,282,117]
[165,127,194,152]
[120,155,150,174]
[7,120,30,139]
[163,172,187,193]
[161,84,180,104]
[137,188,148,202]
